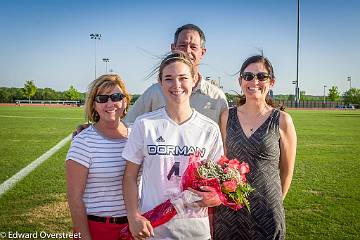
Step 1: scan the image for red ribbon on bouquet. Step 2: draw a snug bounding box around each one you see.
[119,200,177,240]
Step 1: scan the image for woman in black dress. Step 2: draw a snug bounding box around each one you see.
[214,55,297,240]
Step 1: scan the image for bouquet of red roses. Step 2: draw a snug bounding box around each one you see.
[182,154,254,211]
[119,154,254,239]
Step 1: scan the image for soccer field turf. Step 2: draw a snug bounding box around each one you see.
[0,106,359,239]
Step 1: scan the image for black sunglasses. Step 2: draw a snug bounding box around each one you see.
[241,72,271,81]
[94,93,125,103]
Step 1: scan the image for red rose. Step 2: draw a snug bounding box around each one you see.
[222,180,238,192]
[241,174,247,184]
[228,159,241,170]
[239,162,250,174]
[218,156,229,167]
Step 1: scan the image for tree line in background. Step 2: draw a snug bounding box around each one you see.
[0,80,141,104]
[0,80,86,103]
[0,81,359,106]
[226,85,360,106]
[298,86,360,105]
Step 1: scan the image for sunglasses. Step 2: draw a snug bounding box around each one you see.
[94,93,125,103]
[241,72,271,81]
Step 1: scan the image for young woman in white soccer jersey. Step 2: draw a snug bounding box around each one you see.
[122,51,224,240]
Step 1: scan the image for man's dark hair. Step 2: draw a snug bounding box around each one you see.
[174,24,206,48]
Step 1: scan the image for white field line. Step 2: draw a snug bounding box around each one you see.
[0,115,82,120]
[0,134,72,197]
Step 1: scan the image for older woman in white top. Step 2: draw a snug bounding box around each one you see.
[66,74,131,240]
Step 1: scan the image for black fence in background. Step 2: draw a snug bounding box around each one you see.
[275,100,345,108]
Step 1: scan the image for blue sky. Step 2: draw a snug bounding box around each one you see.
[0,0,359,96]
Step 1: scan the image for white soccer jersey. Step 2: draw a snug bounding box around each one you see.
[122,108,224,240]
[66,125,128,217]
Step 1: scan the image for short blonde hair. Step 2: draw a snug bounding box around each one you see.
[84,74,131,123]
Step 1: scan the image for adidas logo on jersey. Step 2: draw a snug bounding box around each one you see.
[156,136,165,142]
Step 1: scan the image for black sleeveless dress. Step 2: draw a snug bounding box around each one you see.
[214,107,285,240]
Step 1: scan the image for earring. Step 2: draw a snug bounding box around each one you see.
[121,108,127,118]
[94,111,99,120]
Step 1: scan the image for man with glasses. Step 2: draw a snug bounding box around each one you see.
[124,23,228,124]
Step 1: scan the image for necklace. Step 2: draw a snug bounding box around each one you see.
[238,105,269,133]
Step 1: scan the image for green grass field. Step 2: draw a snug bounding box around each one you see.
[0,106,359,239]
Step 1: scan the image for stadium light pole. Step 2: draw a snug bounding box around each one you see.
[90,33,102,79]
[323,85,327,106]
[102,58,110,73]
[295,0,300,108]
[347,76,352,90]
